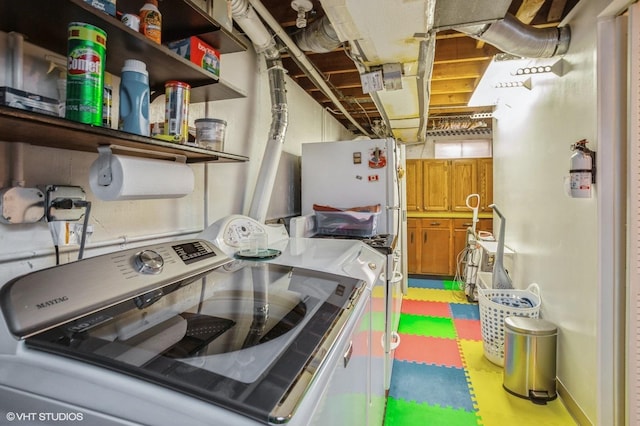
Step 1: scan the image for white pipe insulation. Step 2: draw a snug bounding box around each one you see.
[230,0,288,223]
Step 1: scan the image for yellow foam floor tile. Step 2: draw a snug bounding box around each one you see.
[404,288,462,303]
[459,340,577,426]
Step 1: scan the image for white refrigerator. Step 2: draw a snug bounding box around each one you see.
[301,137,407,390]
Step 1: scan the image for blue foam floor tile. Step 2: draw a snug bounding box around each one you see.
[388,360,474,412]
[450,303,481,320]
[408,277,444,289]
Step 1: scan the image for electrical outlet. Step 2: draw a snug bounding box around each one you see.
[45,185,86,221]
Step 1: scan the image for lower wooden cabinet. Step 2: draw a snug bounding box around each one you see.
[420,219,452,275]
[408,217,493,276]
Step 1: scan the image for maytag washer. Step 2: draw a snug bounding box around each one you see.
[0,233,384,426]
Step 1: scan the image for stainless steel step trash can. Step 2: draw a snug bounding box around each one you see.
[503,316,558,404]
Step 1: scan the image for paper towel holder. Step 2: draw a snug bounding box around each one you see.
[95,145,187,186]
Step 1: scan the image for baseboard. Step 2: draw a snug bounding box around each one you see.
[557,379,592,426]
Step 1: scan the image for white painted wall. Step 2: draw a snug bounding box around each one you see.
[0,40,351,286]
[490,1,609,422]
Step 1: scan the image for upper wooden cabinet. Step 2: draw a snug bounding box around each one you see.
[477,158,494,213]
[451,159,478,212]
[406,158,493,212]
[422,160,450,212]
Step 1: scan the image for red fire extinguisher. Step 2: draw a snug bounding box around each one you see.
[569,139,596,198]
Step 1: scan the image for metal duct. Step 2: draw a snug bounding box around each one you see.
[247,57,289,223]
[230,0,289,223]
[294,16,341,53]
[455,13,571,58]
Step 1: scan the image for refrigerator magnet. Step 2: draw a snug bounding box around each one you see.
[368,147,387,169]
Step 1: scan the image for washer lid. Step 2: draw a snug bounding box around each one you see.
[505,316,557,335]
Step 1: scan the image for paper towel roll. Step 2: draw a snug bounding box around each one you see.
[89,154,194,201]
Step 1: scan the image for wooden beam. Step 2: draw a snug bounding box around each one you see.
[431,62,486,83]
[547,0,568,22]
[516,0,546,24]
[431,79,477,95]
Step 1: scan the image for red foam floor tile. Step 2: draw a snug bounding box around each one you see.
[454,318,482,341]
[401,299,451,318]
[394,334,463,368]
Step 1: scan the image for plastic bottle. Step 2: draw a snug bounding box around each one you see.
[119,59,150,136]
[139,0,162,44]
[102,72,113,127]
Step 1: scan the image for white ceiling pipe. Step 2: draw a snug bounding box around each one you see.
[247,0,371,136]
[230,0,279,58]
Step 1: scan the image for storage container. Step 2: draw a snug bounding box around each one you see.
[503,317,558,403]
[314,209,380,237]
[166,36,220,78]
[195,118,226,151]
[478,283,541,366]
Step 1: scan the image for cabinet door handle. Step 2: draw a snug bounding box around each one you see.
[411,232,414,244]
[424,233,427,244]
[462,222,472,227]
[430,222,440,226]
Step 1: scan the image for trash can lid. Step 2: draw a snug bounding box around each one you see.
[505,317,557,335]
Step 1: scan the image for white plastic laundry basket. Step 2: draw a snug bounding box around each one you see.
[478,283,541,366]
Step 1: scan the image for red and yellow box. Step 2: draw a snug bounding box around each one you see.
[166,36,220,79]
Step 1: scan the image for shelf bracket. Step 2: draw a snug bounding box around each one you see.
[95,145,187,186]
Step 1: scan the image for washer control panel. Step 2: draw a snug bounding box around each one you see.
[172,240,217,264]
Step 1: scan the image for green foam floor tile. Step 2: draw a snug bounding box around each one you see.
[398,314,457,339]
[384,397,480,426]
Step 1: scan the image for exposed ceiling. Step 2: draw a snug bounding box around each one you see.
[252,0,579,141]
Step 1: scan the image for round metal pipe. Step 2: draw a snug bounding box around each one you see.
[456,13,571,58]
[247,0,371,136]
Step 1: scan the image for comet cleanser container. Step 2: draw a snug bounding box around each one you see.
[66,23,106,125]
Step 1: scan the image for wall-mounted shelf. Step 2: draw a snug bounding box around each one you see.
[0,0,248,102]
[0,106,248,163]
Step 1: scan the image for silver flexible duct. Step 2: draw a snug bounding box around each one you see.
[230,0,288,223]
[294,16,341,53]
[455,13,571,58]
[247,57,289,222]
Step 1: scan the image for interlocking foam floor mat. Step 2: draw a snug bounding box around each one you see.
[384,277,576,426]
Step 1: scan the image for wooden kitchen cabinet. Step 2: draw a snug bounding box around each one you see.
[409,217,493,276]
[477,158,494,212]
[419,219,452,275]
[406,160,422,212]
[421,160,450,212]
[407,218,421,274]
[406,158,493,212]
[451,159,478,211]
